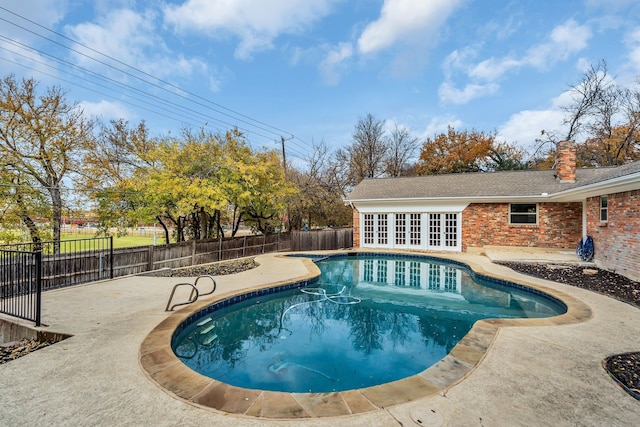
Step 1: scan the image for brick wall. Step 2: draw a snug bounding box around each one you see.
[352,207,360,248]
[462,202,582,250]
[586,190,640,280]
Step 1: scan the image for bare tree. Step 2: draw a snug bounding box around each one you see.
[385,124,419,177]
[340,113,388,187]
[288,140,352,229]
[537,60,640,166]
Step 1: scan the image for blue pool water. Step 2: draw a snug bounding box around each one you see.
[172,254,565,393]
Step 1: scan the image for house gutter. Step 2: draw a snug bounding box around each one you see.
[547,171,640,201]
[345,195,552,204]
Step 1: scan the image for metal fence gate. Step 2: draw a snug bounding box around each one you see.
[0,248,42,326]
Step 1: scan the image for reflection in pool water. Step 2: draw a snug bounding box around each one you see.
[172,255,565,393]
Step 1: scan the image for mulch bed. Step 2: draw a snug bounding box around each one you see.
[0,338,54,364]
[150,258,259,277]
[498,262,640,400]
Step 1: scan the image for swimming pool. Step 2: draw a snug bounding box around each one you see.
[171,253,565,393]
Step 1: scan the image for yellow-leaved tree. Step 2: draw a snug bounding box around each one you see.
[0,75,92,248]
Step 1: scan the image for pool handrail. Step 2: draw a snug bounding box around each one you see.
[164,275,217,311]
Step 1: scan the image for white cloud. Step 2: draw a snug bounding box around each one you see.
[420,115,463,140]
[439,19,592,105]
[163,0,338,60]
[357,0,464,55]
[2,0,67,33]
[469,57,520,82]
[496,109,565,152]
[318,42,353,86]
[438,81,499,105]
[0,0,69,77]
[66,8,207,79]
[626,29,640,74]
[79,100,131,121]
[524,20,592,69]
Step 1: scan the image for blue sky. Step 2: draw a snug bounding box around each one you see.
[1,0,639,164]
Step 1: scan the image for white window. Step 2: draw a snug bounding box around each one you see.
[377,214,388,245]
[395,214,406,245]
[361,211,460,251]
[363,214,374,244]
[510,203,537,224]
[600,196,608,222]
[429,213,441,247]
[445,213,458,247]
[410,213,421,246]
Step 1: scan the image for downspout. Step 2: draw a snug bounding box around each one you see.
[582,199,587,238]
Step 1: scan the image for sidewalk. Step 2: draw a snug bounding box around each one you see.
[1,251,639,426]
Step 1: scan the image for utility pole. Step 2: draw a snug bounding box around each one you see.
[280,135,294,232]
[280,135,292,175]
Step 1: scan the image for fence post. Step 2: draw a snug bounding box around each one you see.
[192,240,197,265]
[218,235,223,261]
[34,250,42,327]
[147,245,154,271]
[242,236,246,257]
[109,236,114,279]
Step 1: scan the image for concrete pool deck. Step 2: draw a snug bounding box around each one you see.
[1,250,639,426]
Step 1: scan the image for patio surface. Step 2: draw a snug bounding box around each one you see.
[1,249,639,426]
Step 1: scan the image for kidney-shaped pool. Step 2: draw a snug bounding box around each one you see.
[171,254,566,393]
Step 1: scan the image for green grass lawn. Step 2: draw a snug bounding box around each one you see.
[61,233,169,249]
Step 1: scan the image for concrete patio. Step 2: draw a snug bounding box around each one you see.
[1,250,639,426]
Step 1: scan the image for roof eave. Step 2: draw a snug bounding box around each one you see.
[549,171,640,201]
[345,194,553,204]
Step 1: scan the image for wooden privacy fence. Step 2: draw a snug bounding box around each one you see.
[291,228,353,251]
[1,229,354,292]
[113,233,292,276]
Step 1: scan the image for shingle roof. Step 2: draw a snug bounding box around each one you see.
[345,161,640,201]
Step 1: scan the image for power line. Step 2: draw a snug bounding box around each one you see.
[0,6,315,153]
[0,8,321,163]
[0,39,280,140]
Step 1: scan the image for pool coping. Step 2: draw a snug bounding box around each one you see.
[138,251,593,419]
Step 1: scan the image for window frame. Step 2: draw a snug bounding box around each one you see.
[509,203,538,225]
[600,196,608,222]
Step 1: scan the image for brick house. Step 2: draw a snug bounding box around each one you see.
[345,141,640,280]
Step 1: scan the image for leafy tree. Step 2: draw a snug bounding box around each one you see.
[416,127,526,174]
[577,124,640,167]
[487,142,530,171]
[239,148,295,234]
[79,119,159,237]
[0,168,49,243]
[0,75,92,247]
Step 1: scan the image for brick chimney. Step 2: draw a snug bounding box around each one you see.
[555,140,576,183]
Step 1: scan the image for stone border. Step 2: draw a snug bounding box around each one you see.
[139,252,592,419]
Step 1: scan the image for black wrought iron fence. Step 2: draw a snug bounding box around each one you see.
[1,237,114,290]
[0,248,42,326]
